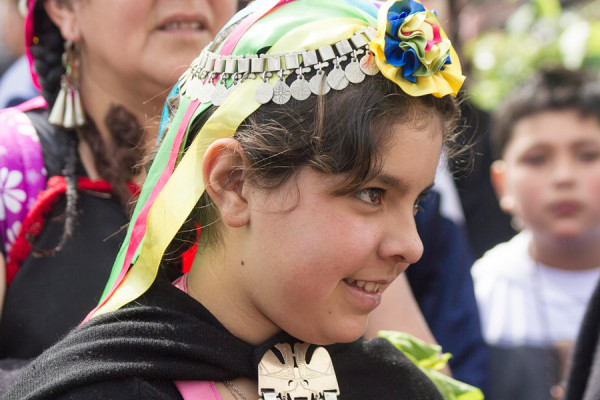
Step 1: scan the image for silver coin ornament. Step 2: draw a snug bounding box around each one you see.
[198,83,215,104]
[344,61,366,84]
[309,71,331,95]
[290,76,311,101]
[359,53,379,76]
[272,80,292,105]
[186,77,204,101]
[255,81,274,104]
[327,66,349,90]
[211,83,230,106]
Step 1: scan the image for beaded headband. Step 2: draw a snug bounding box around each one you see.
[86,0,465,320]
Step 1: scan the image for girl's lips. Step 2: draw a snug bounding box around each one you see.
[344,278,381,294]
[343,278,387,311]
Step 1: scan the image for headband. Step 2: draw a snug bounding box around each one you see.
[86,0,465,320]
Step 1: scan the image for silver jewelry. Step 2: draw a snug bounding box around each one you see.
[327,59,349,91]
[258,342,340,400]
[224,381,248,400]
[273,79,292,105]
[290,73,312,101]
[179,27,379,106]
[48,40,86,129]
[345,50,366,84]
[309,67,331,96]
[359,53,379,76]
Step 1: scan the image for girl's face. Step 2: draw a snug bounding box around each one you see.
[237,120,443,345]
[494,110,600,245]
[56,0,237,110]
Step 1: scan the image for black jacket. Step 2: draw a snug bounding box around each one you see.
[3,274,444,400]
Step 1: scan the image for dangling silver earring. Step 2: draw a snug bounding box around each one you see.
[48,40,86,129]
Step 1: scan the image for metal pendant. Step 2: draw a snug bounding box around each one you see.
[185,78,203,101]
[345,60,366,84]
[309,70,330,95]
[327,66,349,90]
[290,76,311,101]
[255,81,274,104]
[259,342,340,400]
[272,80,292,105]
[211,83,230,106]
[198,83,214,104]
[359,53,379,76]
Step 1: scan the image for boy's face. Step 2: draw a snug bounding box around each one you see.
[492,109,600,243]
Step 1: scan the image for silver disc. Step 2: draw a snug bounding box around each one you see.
[187,79,204,101]
[345,61,366,84]
[290,77,311,101]
[211,84,230,106]
[198,83,214,104]
[272,81,292,105]
[327,67,349,90]
[359,54,379,76]
[255,82,274,104]
[309,72,330,95]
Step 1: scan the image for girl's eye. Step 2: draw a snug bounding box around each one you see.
[413,192,430,215]
[356,188,385,205]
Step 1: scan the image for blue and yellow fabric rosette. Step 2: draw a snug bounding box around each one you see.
[371,0,465,97]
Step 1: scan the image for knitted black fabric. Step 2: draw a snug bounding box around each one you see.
[0,109,128,359]
[564,278,600,400]
[3,275,444,400]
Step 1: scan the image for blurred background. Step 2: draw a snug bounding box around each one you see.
[455,0,600,110]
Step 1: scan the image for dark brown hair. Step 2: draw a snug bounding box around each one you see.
[491,66,600,160]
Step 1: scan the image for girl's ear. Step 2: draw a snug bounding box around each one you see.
[202,138,250,228]
[44,0,81,42]
[490,160,515,214]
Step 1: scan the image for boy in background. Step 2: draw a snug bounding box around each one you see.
[472,67,600,400]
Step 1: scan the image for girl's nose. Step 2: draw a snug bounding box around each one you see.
[378,214,424,265]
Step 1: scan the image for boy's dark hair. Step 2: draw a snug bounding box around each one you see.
[491,66,600,160]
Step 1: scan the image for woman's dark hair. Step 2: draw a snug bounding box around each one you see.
[164,72,461,262]
[27,0,145,255]
[491,66,600,160]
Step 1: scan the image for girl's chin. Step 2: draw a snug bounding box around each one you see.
[294,325,367,346]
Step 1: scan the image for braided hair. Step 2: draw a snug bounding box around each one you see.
[28,1,145,256]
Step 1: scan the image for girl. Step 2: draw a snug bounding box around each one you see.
[4,0,465,398]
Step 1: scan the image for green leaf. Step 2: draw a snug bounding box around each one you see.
[378,331,484,400]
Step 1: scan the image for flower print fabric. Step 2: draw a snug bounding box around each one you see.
[0,106,46,255]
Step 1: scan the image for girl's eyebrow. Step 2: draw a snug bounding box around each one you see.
[373,173,406,190]
[373,173,435,194]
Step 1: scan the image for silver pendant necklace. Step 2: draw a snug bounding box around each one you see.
[224,381,248,400]
[258,342,340,400]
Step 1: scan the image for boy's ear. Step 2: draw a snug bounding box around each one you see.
[202,138,250,228]
[44,0,81,42]
[490,160,515,214]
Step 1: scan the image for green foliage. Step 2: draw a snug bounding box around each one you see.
[378,330,484,400]
[464,0,600,110]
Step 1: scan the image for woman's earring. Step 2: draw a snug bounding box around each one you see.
[48,40,86,129]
